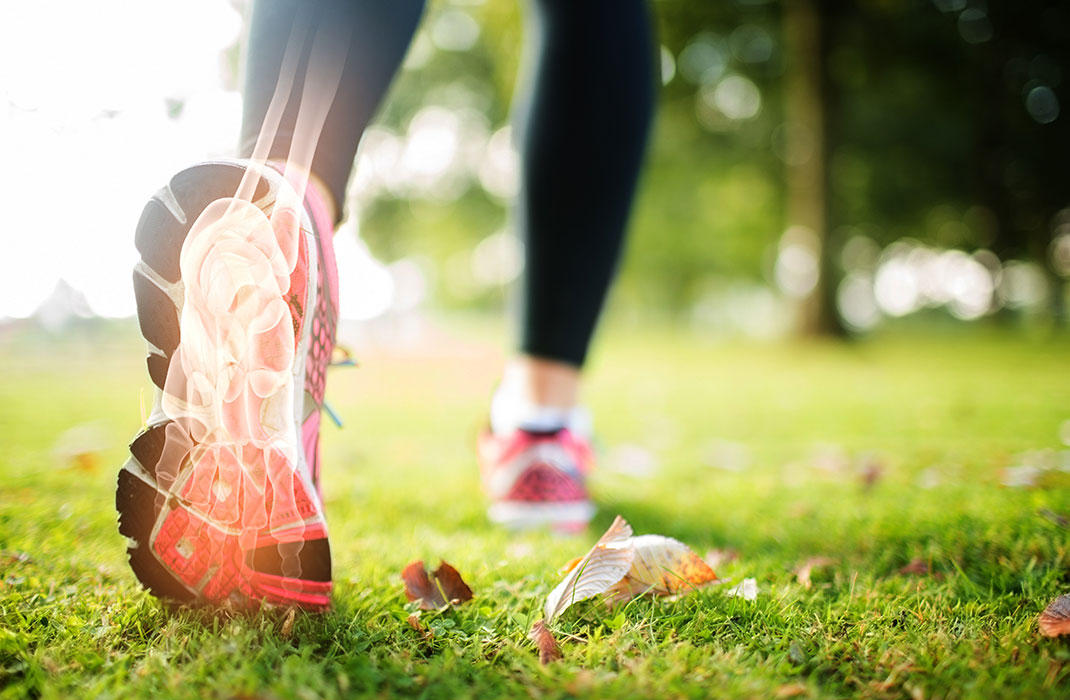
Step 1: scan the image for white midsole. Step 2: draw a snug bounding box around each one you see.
[487,501,596,528]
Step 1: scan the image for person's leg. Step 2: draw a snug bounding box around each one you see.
[240,0,426,227]
[239,0,425,494]
[118,0,425,608]
[479,0,654,530]
[491,0,655,431]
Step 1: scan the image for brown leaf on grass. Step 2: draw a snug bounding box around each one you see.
[897,559,930,576]
[402,561,442,608]
[402,560,474,610]
[606,534,717,602]
[528,619,562,664]
[430,561,474,604]
[544,516,635,621]
[1039,594,1070,637]
[794,557,836,589]
[407,613,434,641]
[775,683,810,698]
[545,516,724,621]
[279,607,296,638]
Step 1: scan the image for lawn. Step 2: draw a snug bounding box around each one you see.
[1,319,1069,699]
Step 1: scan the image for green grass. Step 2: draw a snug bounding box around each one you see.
[2,320,1070,699]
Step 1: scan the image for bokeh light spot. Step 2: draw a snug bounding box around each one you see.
[430,10,480,52]
[679,33,726,85]
[660,46,676,85]
[706,75,762,121]
[957,8,993,44]
[1025,85,1060,124]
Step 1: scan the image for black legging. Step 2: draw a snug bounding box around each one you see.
[240,0,653,367]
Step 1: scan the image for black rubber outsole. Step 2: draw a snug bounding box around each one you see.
[117,162,331,606]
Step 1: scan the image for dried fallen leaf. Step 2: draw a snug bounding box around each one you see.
[725,578,758,600]
[795,557,836,589]
[544,515,733,623]
[402,561,442,608]
[1039,594,1070,637]
[406,613,433,641]
[402,560,474,610]
[279,607,296,638]
[897,559,930,576]
[528,619,562,664]
[775,683,809,698]
[607,534,717,602]
[544,516,634,621]
[430,561,474,605]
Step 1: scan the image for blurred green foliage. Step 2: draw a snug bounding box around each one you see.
[353,0,1069,323]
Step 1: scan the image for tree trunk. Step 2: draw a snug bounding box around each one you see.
[782,0,843,335]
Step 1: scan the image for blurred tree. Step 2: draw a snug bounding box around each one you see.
[820,0,1070,321]
[782,0,838,334]
[342,0,1069,329]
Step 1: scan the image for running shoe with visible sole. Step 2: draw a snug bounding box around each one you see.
[115,159,339,610]
[477,428,596,532]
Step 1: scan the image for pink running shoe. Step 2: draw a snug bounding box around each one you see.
[476,428,596,532]
[115,160,339,610]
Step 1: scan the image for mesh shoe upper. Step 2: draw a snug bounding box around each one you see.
[478,428,595,505]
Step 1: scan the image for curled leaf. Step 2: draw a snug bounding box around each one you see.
[1039,594,1070,638]
[528,619,562,664]
[402,560,474,610]
[607,534,717,602]
[544,516,634,621]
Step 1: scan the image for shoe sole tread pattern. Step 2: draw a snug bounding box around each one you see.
[117,161,331,610]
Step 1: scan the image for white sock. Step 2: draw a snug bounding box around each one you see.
[489,386,591,437]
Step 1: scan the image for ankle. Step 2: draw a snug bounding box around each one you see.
[490,356,590,436]
[265,160,338,233]
[500,355,581,409]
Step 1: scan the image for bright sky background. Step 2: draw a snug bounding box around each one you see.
[0,0,516,325]
[1,1,256,319]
